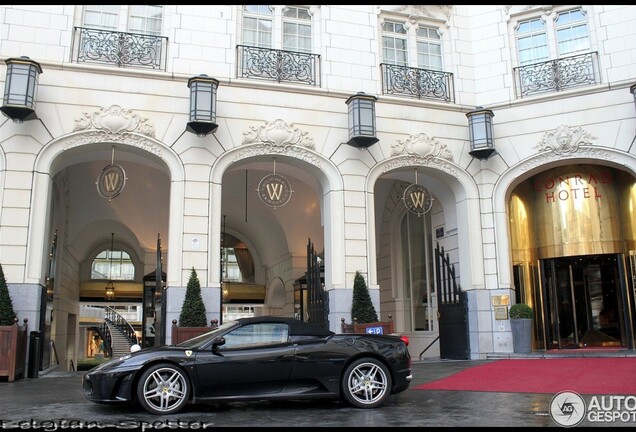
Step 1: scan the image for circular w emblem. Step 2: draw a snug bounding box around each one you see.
[96,163,127,201]
[257,173,293,208]
[403,184,433,216]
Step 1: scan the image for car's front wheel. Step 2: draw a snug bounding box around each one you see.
[136,363,190,415]
[341,358,392,408]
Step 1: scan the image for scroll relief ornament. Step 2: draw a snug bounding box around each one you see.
[391,133,453,162]
[68,105,161,157]
[74,105,156,137]
[536,125,597,155]
[238,119,319,167]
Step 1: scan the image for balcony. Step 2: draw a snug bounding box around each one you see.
[380,63,455,103]
[236,45,320,86]
[513,52,600,98]
[71,27,168,71]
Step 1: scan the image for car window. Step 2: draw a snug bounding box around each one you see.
[221,323,289,350]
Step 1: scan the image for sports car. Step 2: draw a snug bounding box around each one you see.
[82,316,412,415]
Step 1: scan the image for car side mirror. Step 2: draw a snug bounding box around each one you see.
[212,337,226,351]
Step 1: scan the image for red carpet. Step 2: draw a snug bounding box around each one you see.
[414,358,636,395]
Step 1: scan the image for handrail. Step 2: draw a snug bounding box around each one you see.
[103,306,139,346]
[419,336,440,361]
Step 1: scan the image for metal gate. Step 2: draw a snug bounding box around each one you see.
[306,238,328,329]
[435,243,469,359]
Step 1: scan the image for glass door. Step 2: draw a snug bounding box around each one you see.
[541,254,624,349]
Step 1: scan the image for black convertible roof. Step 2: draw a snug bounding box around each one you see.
[236,316,334,337]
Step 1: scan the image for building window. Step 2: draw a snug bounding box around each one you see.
[242,5,313,52]
[555,8,589,56]
[128,5,163,36]
[416,26,443,71]
[382,20,408,66]
[83,5,119,31]
[83,5,163,35]
[283,6,312,53]
[91,248,135,281]
[242,5,274,48]
[515,7,589,65]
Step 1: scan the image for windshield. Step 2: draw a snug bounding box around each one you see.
[175,320,238,348]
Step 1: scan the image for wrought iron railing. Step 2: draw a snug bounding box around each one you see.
[236,45,320,86]
[71,27,168,71]
[381,63,455,103]
[102,306,139,346]
[513,52,600,98]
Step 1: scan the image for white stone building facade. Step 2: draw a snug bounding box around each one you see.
[1,5,635,371]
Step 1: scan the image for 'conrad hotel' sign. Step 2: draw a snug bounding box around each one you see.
[533,170,611,203]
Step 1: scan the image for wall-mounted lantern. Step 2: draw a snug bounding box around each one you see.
[466,106,496,160]
[630,84,636,111]
[186,74,219,137]
[0,56,43,123]
[346,92,379,148]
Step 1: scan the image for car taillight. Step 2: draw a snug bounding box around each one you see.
[400,335,409,346]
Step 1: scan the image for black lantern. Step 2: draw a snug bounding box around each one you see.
[467,107,496,160]
[1,56,42,123]
[631,84,636,110]
[346,92,379,148]
[186,74,219,137]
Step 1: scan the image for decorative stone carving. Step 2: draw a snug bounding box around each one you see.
[238,119,320,167]
[242,119,315,150]
[536,125,597,155]
[64,105,162,157]
[391,133,453,161]
[74,105,155,138]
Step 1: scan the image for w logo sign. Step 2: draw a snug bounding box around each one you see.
[96,164,127,201]
[402,184,433,216]
[258,174,293,208]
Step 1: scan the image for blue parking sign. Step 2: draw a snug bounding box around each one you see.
[366,326,383,335]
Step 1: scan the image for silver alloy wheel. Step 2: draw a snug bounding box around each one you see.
[344,360,389,407]
[140,365,189,414]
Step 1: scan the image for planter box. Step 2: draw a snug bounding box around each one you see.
[171,325,213,344]
[0,320,28,382]
[511,318,533,354]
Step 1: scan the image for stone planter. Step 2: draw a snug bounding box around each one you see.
[510,318,533,354]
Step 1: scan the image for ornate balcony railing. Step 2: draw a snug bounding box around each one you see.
[381,64,455,103]
[72,27,168,71]
[513,52,600,98]
[236,45,320,86]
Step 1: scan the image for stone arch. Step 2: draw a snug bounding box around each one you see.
[493,135,636,290]
[209,119,346,293]
[366,133,484,290]
[27,116,185,287]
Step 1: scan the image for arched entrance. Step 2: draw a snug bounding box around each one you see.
[509,164,636,350]
[30,111,182,370]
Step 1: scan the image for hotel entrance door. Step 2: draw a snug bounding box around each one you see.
[541,254,625,349]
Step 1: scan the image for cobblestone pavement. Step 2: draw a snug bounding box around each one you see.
[0,358,633,428]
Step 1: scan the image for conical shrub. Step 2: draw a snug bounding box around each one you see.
[178,267,207,327]
[351,271,378,324]
[0,263,17,326]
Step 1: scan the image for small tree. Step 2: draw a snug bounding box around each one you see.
[178,267,207,327]
[0,263,17,326]
[351,271,378,324]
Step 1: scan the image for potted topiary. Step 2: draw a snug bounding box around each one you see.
[345,271,395,335]
[171,268,211,344]
[0,263,27,381]
[509,303,533,354]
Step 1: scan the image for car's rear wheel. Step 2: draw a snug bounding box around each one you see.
[341,358,392,408]
[136,363,190,415]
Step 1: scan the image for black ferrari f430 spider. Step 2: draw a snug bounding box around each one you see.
[82,316,412,414]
